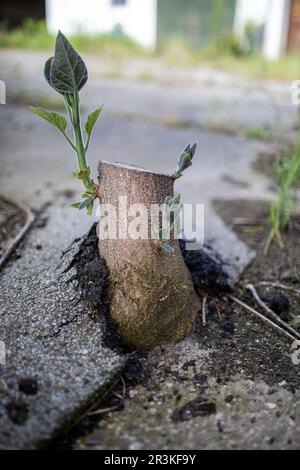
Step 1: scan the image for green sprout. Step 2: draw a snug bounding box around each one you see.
[265,141,300,253]
[156,143,198,253]
[30,31,101,215]
[172,143,197,179]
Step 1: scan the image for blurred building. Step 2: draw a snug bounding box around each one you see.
[235,0,293,59]
[1,0,300,59]
[46,0,157,48]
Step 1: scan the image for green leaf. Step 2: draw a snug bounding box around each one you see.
[85,107,102,140]
[70,197,94,214]
[46,31,88,95]
[173,142,198,179]
[30,107,68,135]
[86,200,94,216]
[44,56,54,88]
[165,193,181,209]
[70,202,81,209]
[78,197,92,210]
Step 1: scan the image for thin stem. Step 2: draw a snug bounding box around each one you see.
[63,131,77,151]
[258,281,300,295]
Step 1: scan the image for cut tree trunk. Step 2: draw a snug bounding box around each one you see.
[97,162,200,349]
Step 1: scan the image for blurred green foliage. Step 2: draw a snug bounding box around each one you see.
[1,18,300,81]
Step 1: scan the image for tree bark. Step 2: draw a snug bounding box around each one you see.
[97,161,200,349]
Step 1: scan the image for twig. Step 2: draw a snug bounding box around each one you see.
[257,281,300,296]
[246,284,300,340]
[120,375,126,398]
[229,295,297,342]
[202,296,208,327]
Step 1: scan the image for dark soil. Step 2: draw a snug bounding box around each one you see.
[69,225,108,315]
[213,199,300,293]
[67,225,123,352]
[180,240,231,296]
[0,196,29,268]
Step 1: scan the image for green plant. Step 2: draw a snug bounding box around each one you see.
[244,127,274,141]
[265,141,300,252]
[31,31,101,215]
[156,143,198,253]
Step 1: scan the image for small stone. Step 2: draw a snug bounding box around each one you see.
[266,402,277,410]
[128,389,137,398]
[279,380,287,387]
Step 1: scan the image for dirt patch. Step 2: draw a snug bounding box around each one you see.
[0,196,34,269]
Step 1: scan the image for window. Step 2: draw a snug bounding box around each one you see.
[112,0,127,6]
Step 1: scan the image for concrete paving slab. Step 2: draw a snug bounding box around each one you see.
[0,206,125,449]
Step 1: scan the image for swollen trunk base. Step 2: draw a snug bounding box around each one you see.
[98,162,200,349]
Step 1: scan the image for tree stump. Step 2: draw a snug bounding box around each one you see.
[98,162,200,349]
